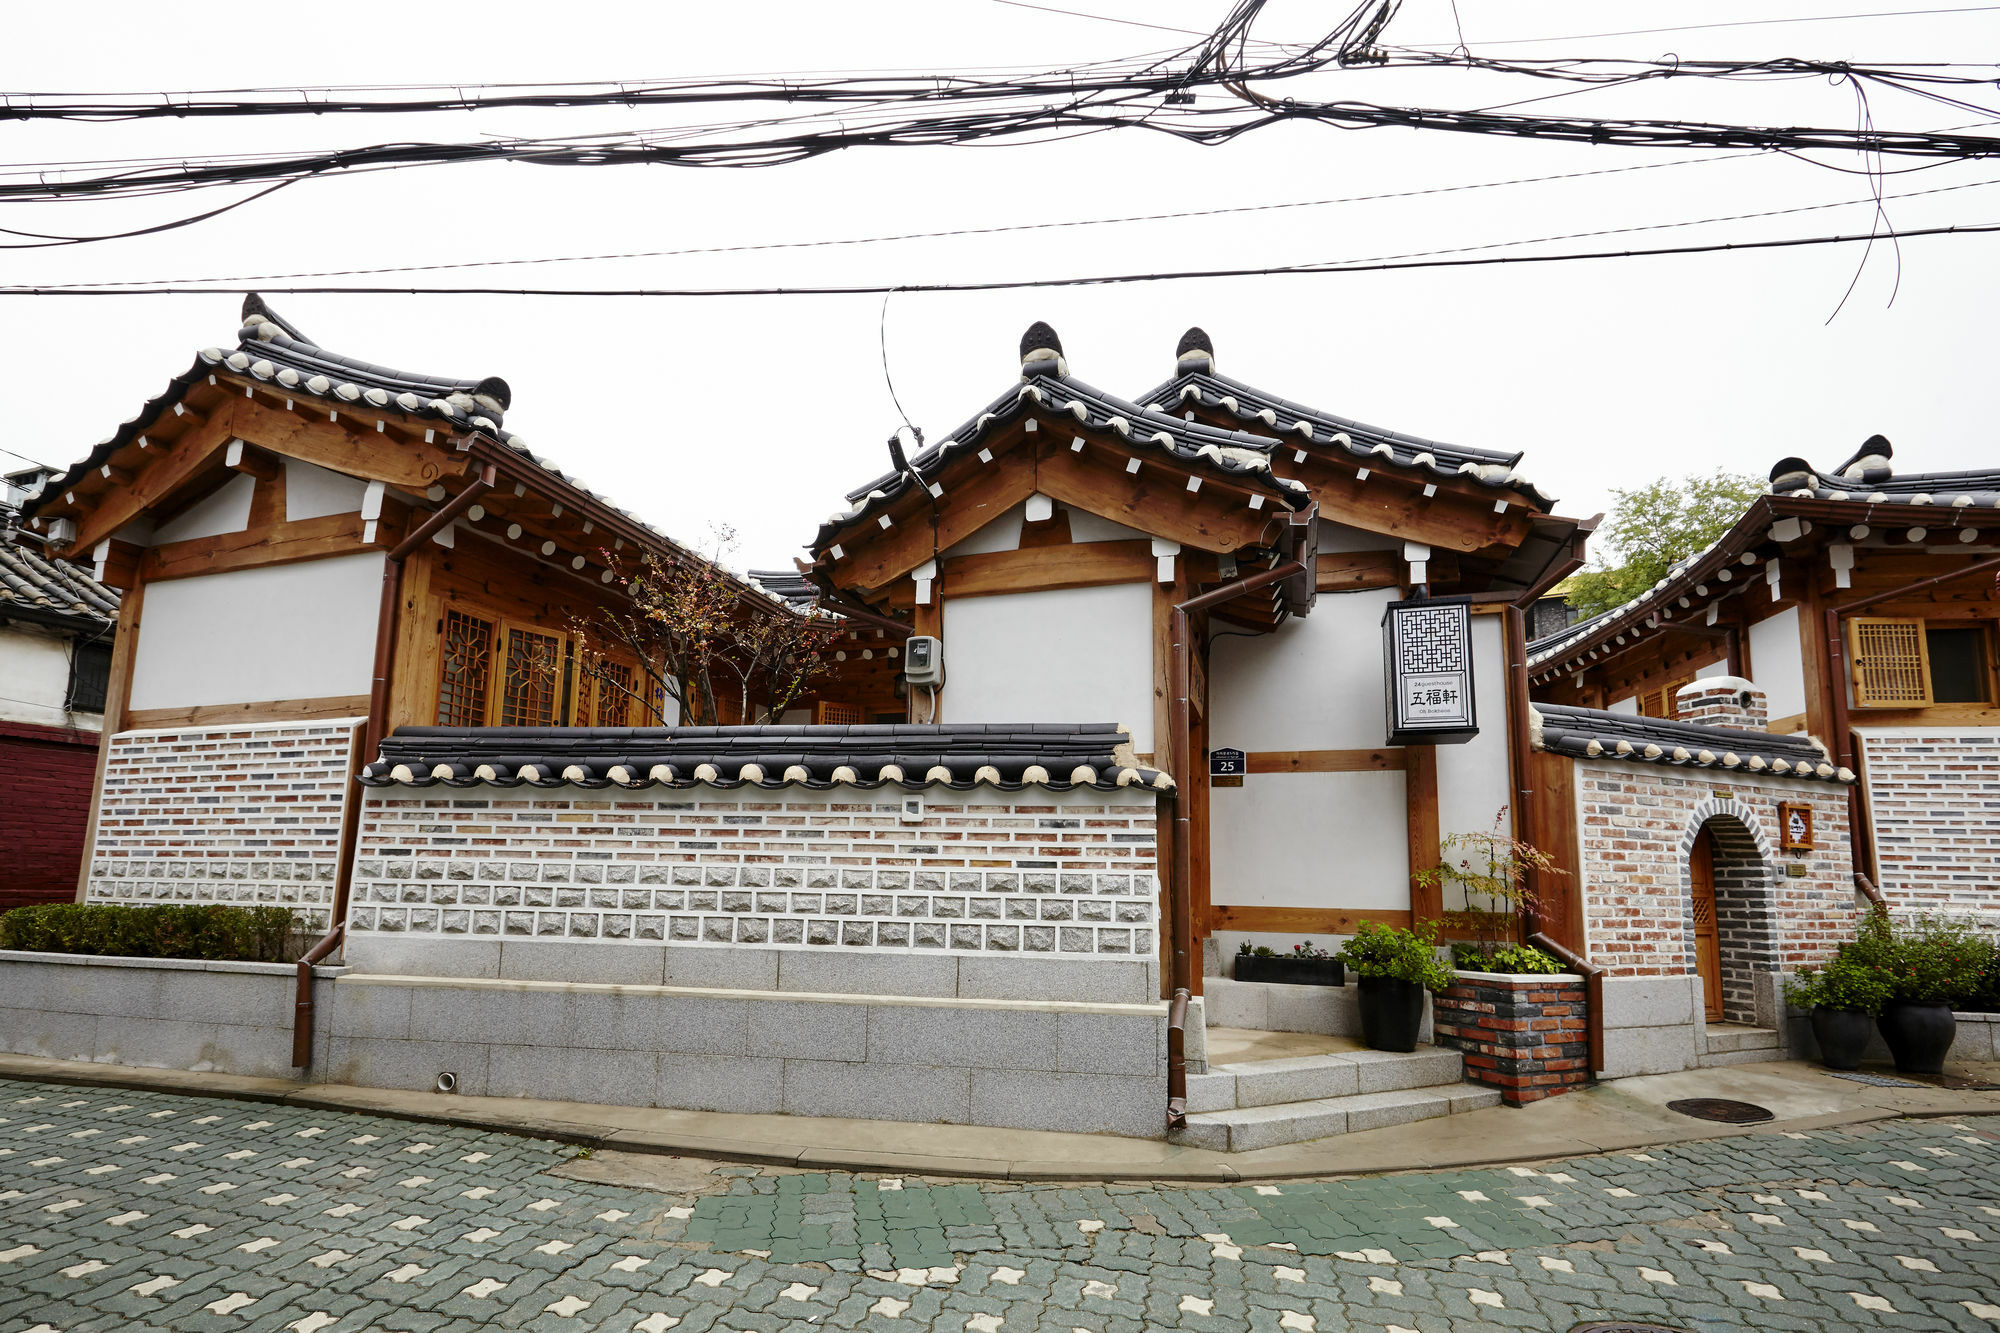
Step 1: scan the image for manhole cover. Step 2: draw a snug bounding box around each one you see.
[1665,1098,1774,1124]
[1571,1323,1694,1333]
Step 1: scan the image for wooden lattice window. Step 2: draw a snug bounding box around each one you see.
[814,701,865,725]
[1850,616,1932,708]
[589,660,637,728]
[1639,675,1694,720]
[436,609,495,727]
[499,625,568,727]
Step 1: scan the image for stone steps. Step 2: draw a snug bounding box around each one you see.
[1699,1023,1783,1068]
[1174,1043,1492,1152]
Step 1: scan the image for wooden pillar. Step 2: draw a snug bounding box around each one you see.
[908,585,943,723]
[73,575,145,903]
[1795,583,1838,744]
[1405,743,1442,929]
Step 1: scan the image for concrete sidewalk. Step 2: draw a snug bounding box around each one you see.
[3,1050,1995,1181]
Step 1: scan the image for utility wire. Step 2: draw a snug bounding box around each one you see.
[5,219,1995,299]
[1392,4,2000,50]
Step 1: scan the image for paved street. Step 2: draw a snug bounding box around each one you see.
[3,1076,1998,1332]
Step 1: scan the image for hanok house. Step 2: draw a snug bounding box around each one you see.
[0,308,1874,1146]
[1527,435,2000,1069]
[1,472,119,909]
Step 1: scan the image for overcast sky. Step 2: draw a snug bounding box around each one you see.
[4,1,1997,571]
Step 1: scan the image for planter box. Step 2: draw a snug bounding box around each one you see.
[1433,969,1590,1105]
[1232,955,1344,987]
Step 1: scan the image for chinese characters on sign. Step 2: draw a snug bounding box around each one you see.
[1383,598,1479,746]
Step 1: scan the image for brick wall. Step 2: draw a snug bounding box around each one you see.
[84,718,361,931]
[1573,765,1856,993]
[1433,971,1590,1104]
[0,721,100,911]
[348,785,1157,957]
[1857,728,2000,927]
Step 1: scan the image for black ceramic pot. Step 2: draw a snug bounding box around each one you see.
[1877,999,1956,1075]
[1809,1006,1875,1071]
[1357,976,1425,1052]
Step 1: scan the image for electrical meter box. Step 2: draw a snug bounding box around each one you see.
[904,635,943,686]
[1381,596,1478,746]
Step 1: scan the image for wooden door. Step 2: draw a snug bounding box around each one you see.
[1689,827,1724,1023]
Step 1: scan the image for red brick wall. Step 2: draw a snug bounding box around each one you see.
[1434,971,1591,1105]
[0,721,100,912]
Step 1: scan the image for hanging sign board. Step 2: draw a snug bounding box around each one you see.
[1382,597,1478,746]
[1209,747,1245,788]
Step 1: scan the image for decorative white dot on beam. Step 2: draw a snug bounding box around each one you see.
[1186,476,1202,493]
[1422,483,1437,498]
[977,448,994,464]
[540,541,556,556]
[571,556,586,570]
[506,523,523,540]
[599,569,613,584]
[1248,493,1265,510]
[1355,468,1371,483]
[1961,529,1980,543]
[1294,449,1307,463]
[1907,527,1928,542]
[467,505,485,521]
[1071,436,1086,453]
[426,486,446,502]
[1125,457,1142,474]
[877,514,894,530]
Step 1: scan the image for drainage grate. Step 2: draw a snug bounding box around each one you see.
[1571,1323,1694,1333]
[1825,1071,1923,1088]
[1665,1098,1774,1124]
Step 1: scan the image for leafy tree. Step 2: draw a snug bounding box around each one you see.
[1565,471,1765,618]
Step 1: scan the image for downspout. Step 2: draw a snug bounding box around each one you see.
[291,464,496,1068]
[1822,553,2000,911]
[1166,558,1304,1128]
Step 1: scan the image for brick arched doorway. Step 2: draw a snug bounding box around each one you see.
[1682,799,1779,1028]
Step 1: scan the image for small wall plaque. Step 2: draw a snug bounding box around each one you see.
[1209,747,1245,788]
[1778,801,1814,852]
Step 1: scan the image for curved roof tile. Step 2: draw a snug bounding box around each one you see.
[1533,702,1853,782]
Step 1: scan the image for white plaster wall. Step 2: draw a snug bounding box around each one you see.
[1209,587,1397,751]
[0,625,89,728]
[1315,518,1398,555]
[286,459,369,522]
[1066,507,1147,543]
[942,500,1149,559]
[1210,770,1410,910]
[1434,614,1515,908]
[1695,659,1729,679]
[128,551,385,710]
[944,582,1154,752]
[152,472,253,545]
[1748,604,1808,719]
[1608,696,1639,715]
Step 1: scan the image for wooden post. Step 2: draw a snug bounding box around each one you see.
[73,575,145,903]
[909,589,942,723]
[1404,743,1442,928]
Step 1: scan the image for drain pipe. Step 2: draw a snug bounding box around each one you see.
[1821,553,2000,908]
[1166,558,1304,1128]
[290,465,496,1069]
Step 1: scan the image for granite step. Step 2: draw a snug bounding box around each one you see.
[1704,1023,1782,1053]
[1174,1084,1504,1153]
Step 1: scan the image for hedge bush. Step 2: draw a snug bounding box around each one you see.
[0,904,301,963]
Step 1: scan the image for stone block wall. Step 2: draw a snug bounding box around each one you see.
[1433,971,1590,1104]
[347,784,1157,973]
[1573,765,1855,980]
[83,718,361,932]
[1857,728,2000,927]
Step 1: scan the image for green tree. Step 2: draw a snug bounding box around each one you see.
[1566,472,1765,618]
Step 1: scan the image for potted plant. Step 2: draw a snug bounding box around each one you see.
[1233,941,1345,987]
[1413,810,1565,972]
[1839,911,1987,1074]
[1783,956,1893,1070]
[1335,920,1454,1052]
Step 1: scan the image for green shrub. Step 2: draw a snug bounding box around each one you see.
[1336,920,1455,993]
[0,904,300,963]
[1452,941,1566,975]
[1837,910,1990,1004]
[1784,955,1895,1015]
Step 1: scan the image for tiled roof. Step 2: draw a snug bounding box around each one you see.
[1532,703,1854,783]
[1131,331,1552,509]
[1528,435,2000,670]
[0,535,118,624]
[359,722,1173,793]
[746,568,819,610]
[815,327,1311,551]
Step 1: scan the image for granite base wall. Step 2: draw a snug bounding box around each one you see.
[1434,971,1590,1104]
[0,950,339,1079]
[1200,976,1435,1044]
[1597,974,1708,1078]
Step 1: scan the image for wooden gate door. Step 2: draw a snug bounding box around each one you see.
[1689,826,1724,1023]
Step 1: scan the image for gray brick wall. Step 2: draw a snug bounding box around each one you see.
[84,718,361,931]
[1858,727,2000,927]
[348,786,1158,958]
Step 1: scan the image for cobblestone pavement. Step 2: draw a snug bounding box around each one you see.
[4,1077,1999,1332]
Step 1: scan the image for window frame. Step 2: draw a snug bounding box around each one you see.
[64,637,113,715]
[1849,615,1935,709]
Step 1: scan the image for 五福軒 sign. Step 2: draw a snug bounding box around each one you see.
[1382,598,1478,746]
